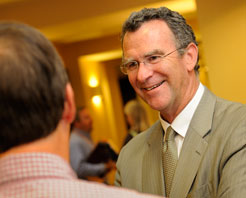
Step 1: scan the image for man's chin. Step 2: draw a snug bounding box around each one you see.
[147,100,167,112]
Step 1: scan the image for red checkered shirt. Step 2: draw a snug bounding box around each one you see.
[0,153,159,198]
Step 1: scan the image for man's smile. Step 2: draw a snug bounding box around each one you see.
[143,80,165,91]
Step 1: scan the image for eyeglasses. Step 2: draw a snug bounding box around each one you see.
[120,48,183,75]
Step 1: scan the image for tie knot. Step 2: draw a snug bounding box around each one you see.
[165,127,175,141]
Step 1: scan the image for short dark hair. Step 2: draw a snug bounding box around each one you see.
[121,7,199,73]
[0,22,68,153]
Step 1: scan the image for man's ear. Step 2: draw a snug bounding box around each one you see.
[184,42,198,72]
[62,83,75,124]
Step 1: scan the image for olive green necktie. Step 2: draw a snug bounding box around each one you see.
[163,127,178,197]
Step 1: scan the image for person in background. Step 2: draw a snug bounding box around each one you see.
[115,7,246,198]
[0,21,161,198]
[122,100,149,146]
[70,107,115,180]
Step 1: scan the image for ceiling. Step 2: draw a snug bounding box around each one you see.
[0,0,197,43]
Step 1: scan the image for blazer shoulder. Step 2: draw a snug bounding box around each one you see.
[120,121,161,154]
[215,97,246,122]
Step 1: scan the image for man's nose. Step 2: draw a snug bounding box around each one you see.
[136,62,153,83]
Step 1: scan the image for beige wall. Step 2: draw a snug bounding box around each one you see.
[196,0,246,103]
[78,59,126,152]
[56,35,126,150]
[55,34,121,107]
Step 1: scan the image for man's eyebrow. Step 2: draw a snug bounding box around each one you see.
[144,49,164,57]
[122,57,135,63]
[122,49,165,62]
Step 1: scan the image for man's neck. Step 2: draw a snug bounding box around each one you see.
[160,79,200,123]
[0,120,70,162]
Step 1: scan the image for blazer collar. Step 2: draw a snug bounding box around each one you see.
[170,87,217,198]
[142,87,216,197]
[142,121,165,196]
[189,86,216,137]
[146,87,216,145]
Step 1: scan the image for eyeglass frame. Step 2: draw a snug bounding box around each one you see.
[120,47,184,75]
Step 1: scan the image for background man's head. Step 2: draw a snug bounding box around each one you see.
[0,22,69,153]
[124,100,149,132]
[74,107,93,133]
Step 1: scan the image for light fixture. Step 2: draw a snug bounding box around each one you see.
[92,95,102,106]
[89,76,99,87]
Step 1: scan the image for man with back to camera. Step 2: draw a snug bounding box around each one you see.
[0,21,161,198]
[115,7,246,198]
[70,107,115,180]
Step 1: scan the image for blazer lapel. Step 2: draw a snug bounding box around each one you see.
[170,87,216,198]
[142,122,165,196]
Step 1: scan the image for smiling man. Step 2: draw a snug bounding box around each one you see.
[115,7,246,198]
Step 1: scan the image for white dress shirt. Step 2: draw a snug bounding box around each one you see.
[159,83,204,157]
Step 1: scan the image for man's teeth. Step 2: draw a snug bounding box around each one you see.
[145,81,164,91]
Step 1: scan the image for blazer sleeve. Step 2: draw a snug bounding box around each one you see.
[114,147,124,187]
[217,116,246,197]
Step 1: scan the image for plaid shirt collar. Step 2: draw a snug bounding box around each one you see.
[0,152,77,185]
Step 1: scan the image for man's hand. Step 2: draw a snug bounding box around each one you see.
[105,160,116,172]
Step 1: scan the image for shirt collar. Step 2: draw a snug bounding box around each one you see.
[73,128,92,140]
[159,83,204,137]
[0,152,76,185]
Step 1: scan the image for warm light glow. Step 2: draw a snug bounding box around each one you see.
[41,0,196,42]
[82,50,122,62]
[92,95,102,106]
[89,76,99,87]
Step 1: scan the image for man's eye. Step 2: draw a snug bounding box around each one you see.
[147,55,161,63]
[126,62,138,69]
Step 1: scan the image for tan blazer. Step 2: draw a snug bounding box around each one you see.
[115,87,246,198]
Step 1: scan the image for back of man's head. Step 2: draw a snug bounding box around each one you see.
[0,22,68,153]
